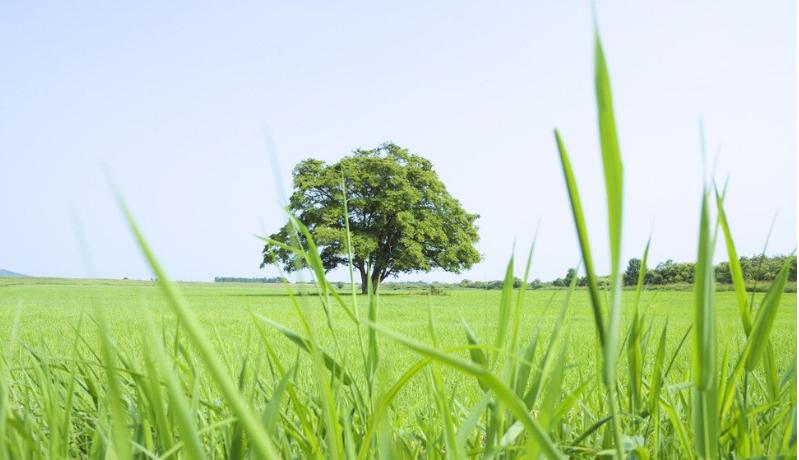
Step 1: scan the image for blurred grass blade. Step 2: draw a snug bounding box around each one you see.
[0,306,22,460]
[367,275,379,399]
[142,316,207,460]
[745,256,794,371]
[553,130,605,347]
[691,190,719,459]
[366,320,563,459]
[594,29,624,379]
[524,273,574,409]
[120,201,281,460]
[715,188,751,334]
[356,358,432,460]
[494,256,515,362]
[462,319,489,391]
[95,306,132,460]
[514,331,539,398]
[510,235,538,355]
[255,314,354,385]
[594,29,627,460]
[594,30,624,277]
[627,240,650,416]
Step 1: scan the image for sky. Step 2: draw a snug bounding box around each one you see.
[1,1,796,283]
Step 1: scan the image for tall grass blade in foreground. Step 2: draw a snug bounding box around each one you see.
[691,191,719,459]
[553,28,627,459]
[120,201,281,460]
[715,189,752,334]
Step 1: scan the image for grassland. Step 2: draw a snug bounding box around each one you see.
[0,279,795,386]
[0,277,795,457]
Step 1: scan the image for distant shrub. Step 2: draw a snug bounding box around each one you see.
[214,276,286,283]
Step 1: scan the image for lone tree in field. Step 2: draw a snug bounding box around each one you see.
[261,143,481,293]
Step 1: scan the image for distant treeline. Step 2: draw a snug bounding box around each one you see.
[440,254,796,292]
[241,255,795,292]
[621,254,797,286]
[214,276,287,283]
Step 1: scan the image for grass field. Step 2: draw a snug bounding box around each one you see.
[1,279,795,388]
[0,277,795,457]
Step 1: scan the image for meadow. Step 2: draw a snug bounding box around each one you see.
[0,276,795,458]
[0,279,795,385]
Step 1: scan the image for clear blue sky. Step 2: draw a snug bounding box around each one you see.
[1,1,795,282]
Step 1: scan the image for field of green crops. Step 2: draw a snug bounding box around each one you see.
[0,277,795,458]
[3,279,793,397]
[0,279,796,384]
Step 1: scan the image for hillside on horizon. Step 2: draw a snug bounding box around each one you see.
[0,269,28,277]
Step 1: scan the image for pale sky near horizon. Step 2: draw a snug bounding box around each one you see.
[1,1,796,283]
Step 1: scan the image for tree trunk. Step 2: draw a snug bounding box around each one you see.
[358,267,384,294]
[370,270,381,295]
[359,269,368,295]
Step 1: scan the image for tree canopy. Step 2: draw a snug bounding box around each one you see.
[261,143,481,293]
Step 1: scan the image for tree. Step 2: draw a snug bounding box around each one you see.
[261,143,481,294]
[623,258,641,286]
[563,268,577,286]
[715,262,732,284]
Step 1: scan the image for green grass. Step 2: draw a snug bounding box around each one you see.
[0,278,795,457]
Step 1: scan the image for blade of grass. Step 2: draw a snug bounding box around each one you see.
[254,314,354,385]
[95,305,132,460]
[627,239,651,417]
[120,201,280,460]
[0,305,22,460]
[715,188,751,334]
[142,315,207,460]
[691,190,719,459]
[745,257,793,372]
[553,130,605,349]
[494,256,515,365]
[366,320,563,459]
[462,319,489,391]
[594,28,627,459]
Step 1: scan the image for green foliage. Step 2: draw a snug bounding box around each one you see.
[739,254,798,282]
[261,143,481,293]
[564,268,577,286]
[624,257,641,286]
[620,255,796,287]
[652,259,695,284]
